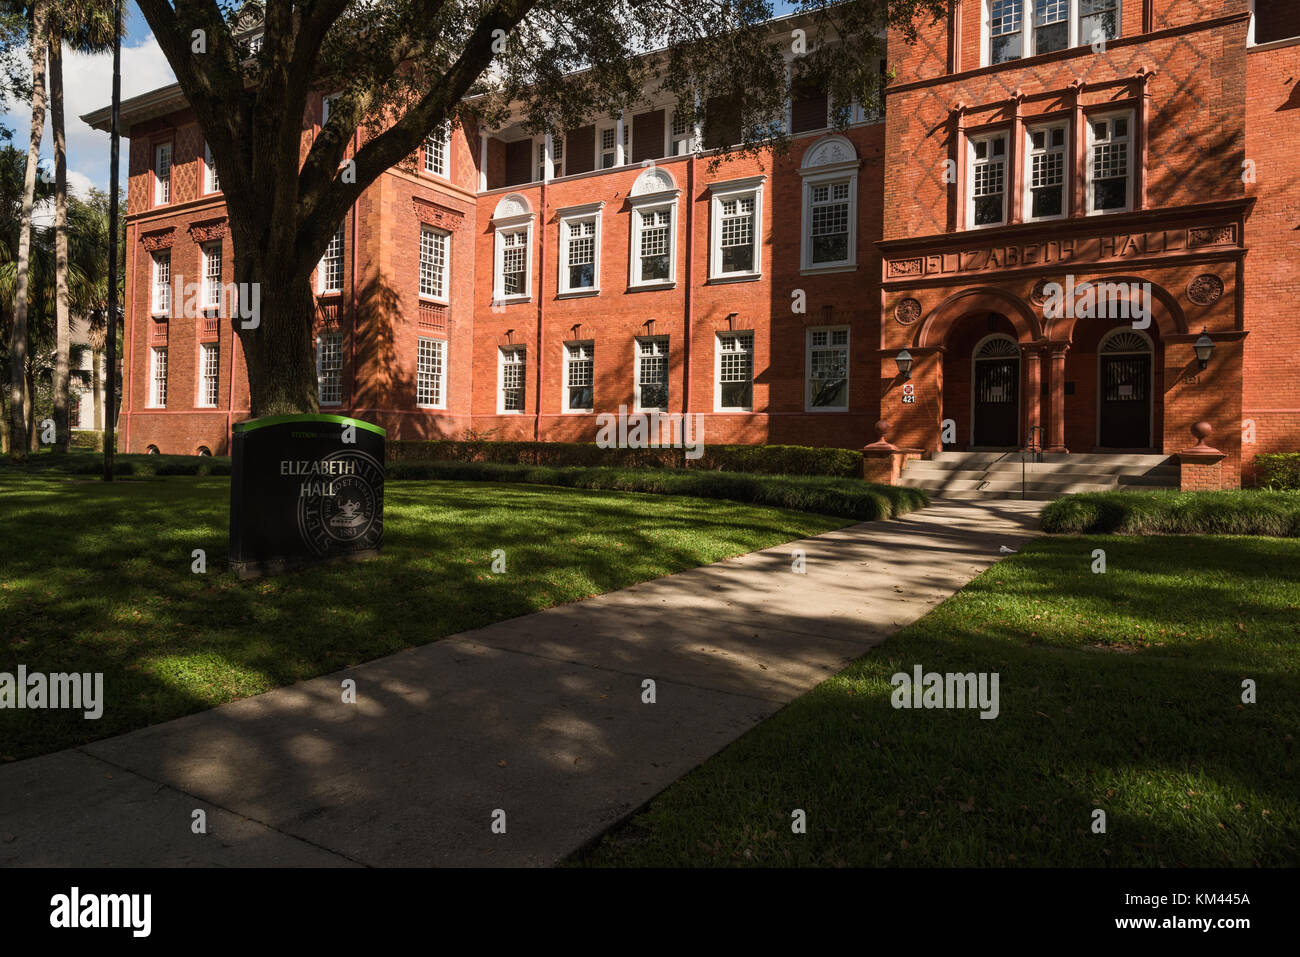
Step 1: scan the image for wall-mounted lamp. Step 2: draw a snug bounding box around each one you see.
[894,348,914,380]
[1193,328,1215,370]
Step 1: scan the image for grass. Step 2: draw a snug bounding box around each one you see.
[0,470,848,761]
[571,535,1300,867]
[1042,489,1300,536]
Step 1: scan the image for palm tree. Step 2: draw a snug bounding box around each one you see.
[46,0,118,452]
[6,0,46,459]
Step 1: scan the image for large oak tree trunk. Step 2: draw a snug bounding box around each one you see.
[7,0,48,461]
[51,39,71,454]
[234,258,320,417]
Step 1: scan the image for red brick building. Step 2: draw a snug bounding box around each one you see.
[84,0,1300,487]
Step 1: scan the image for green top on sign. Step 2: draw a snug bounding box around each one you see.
[233,414,387,437]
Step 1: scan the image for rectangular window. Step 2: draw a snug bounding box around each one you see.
[633,205,673,285]
[1033,0,1070,55]
[553,137,564,176]
[317,331,343,406]
[322,93,338,125]
[809,180,851,264]
[499,346,526,413]
[563,341,594,412]
[419,226,449,300]
[425,127,448,176]
[416,337,445,408]
[713,191,758,277]
[498,228,529,298]
[204,142,220,193]
[716,332,754,412]
[319,226,344,293]
[151,251,171,315]
[990,0,1121,64]
[806,327,849,411]
[990,0,1024,63]
[201,241,222,309]
[636,336,669,412]
[1026,124,1068,220]
[1079,0,1120,47]
[154,143,172,205]
[1088,113,1131,213]
[561,214,599,293]
[198,342,220,407]
[970,132,1008,227]
[670,109,693,155]
[149,347,168,407]
[599,127,617,169]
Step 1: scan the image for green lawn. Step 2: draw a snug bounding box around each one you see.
[0,471,847,761]
[572,535,1300,867]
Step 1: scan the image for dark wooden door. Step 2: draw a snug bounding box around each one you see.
[1099,354,1151,448]
[973,358,1019,447]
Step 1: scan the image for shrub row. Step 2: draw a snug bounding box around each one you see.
[1041,489,1300,536]
[387,460,927,521]
[1255,453,1300,491]
[387,439,865,478]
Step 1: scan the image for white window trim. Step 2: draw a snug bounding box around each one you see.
[627,187,680,290]
[805,325,850,413]
[316,226,345,294]
[151,252,170,316]
[708,175,765,282]
[561,340,595,413]
[197,342,219,408]
[982,0,1123,67]
[799,163,859,273]
[316,331,344,407]
[497,345,527,414]
[203,142,220,194]
[714,331,755,413]
[1085,109,1135,216]
[418,225,451,304]
[634,336,670,413]
[967,129,1010,230]
[1023,121,1070,223]
[200,241,222,310]
[416,336,447,410]
[424,125,451,177]
[153,142,172,206]
[492,215,534,303]
[557,202,604,296]
[148,346,168,408]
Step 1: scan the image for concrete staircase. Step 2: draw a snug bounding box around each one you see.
[898,451,1179,500]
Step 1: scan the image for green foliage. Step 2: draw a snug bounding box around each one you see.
[1040,489,1300,536]
[1255,453,1300,491]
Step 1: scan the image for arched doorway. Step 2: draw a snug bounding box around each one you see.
[971,334,1020,448]
[1097,329,1153,449]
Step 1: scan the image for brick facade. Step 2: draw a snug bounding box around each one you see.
[102,1,1300,487]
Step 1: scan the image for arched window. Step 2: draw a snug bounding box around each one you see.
[798,135,859,273]
[491,193,533,302]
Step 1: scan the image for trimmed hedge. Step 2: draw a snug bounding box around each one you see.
[1041,489,1300,536]
[1256,453,1300,491]
[387,460,927,521]
[0,452,233,477]
[387,439,865,478]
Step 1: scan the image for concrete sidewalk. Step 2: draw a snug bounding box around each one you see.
[0,498,1043,867]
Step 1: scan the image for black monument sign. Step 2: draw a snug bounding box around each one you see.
[229,414,386,579]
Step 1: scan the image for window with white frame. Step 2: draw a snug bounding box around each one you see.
[632,205,674,286]
[151,251,171,315]
[154,142,172,205]
[710,183,762,279]
[808,180,852,265]
[419,225,449,301]
[204,142,220,193]
[559,210,600,294]
[317,331,343,405]
[636,336,669,412]
[988,0,1121,65]
[149,347,168,407]
[670,109,694,155]
[536,141,547,182]
[201,241,222,310]
[552,136,564,176]
[1087,112,1132,213]
[806,327,849,411]
[198,343,220,407]
[318,226,344,294]
[599,126,618,169]
[563,341,594,412]
[969,131,1009,227]
[498,346,526,412]
[1026,123,1068,220]
[715,331,754,411]
[424,127,449,176]
[416,336,445,408]
[497,227,530,298]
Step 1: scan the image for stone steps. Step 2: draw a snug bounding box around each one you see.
[899,451,1179,500]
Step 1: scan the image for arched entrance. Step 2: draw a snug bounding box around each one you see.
[972,334,1021,448]
[1097,329,1154,449]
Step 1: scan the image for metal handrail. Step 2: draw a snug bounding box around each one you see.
[1021,427,1045,499]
